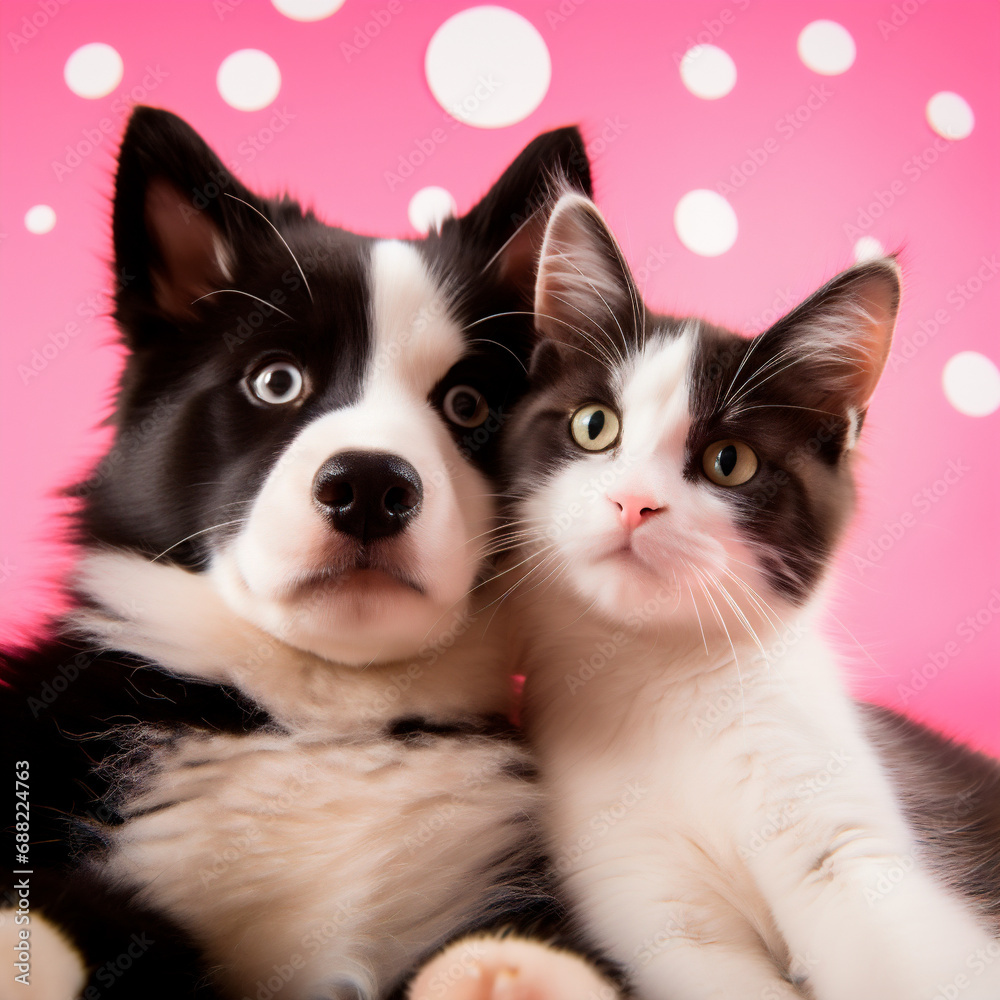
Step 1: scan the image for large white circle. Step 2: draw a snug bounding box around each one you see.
[926,91,975,140]
[853,235,885,262]
[271,0,345,20]
[679,45,737,100]
[24,205,56,235]
[942,351,1000,417]
[64,42,124,99]
[674,189,738,257]
[797,20,856,75]
[217,49,282,111]
[408,186,457,235]
[425,6,551,128]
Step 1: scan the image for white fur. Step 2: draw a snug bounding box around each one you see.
[75,553,536,1000]
[511,332,1000,1000]
[212,239,492,666]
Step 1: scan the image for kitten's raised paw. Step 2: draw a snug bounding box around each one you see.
[408,935,621,1000]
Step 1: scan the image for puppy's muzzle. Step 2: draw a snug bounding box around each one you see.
[313,450,423,543]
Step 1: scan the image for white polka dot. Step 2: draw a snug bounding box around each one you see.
[24,205,56,235]
[425,6,550,129]
[408,187,457,235]
[64,42,123,99]
[271,0,345,19]
[679,45,737,100]
[942,352,1000,417]
[797,20,856,76]
[853,236,885,262]
[217,50,281,111]
[674,190,737,257]
[926,91,975,140]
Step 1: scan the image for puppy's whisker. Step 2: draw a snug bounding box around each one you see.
[224,193,314,303]
[191,289,295,320]
[150,520,248,563]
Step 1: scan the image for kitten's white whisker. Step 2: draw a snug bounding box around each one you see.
[692,567,746,729]
[825,608,885,675]
[462,309,535,331]
[483,547,563,616]
[720,568,785,642]
[466,338,528,373]
[686,578,710,657]
[707,570,768,662]
[545,288,626,369]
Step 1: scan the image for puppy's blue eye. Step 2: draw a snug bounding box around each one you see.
[249,361,304,405]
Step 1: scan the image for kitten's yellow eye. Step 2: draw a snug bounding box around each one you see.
[570,403,620,452]
[702,440,758,486]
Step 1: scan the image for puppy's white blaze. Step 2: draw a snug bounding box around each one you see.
[368,239,465,395]
[211,238,491,666]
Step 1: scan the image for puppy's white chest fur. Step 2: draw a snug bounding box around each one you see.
[76,555,536,1000]
[104,725,536,1000]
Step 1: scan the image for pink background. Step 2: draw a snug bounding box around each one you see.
[1,1,997,752]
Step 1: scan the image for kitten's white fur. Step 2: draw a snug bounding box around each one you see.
[509,195,1000,1000]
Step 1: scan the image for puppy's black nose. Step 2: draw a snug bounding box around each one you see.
[313,451,422,542]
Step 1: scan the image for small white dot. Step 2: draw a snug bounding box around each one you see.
[408,187,457,235]
[24,205,56,235]
[64,42,124,99]
[853,236,885,262]
[426,6,551,129]
[942,352,1000,417]
[271,0,345,19]
[217,49,281,111]
[926,91,975,140]
[679,45,737,100]
[797,20,856,76]
[674,189,738,257]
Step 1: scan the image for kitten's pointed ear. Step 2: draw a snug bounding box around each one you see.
[534,193,639,348]
[452,126,593,301]
[756,257,900,417]
[113,107,265,334]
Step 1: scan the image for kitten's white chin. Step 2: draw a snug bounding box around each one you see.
[575,550,685,624]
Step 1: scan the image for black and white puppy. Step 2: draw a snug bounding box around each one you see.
[0,108,615,1000]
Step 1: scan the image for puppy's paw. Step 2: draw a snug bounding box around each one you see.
[0,908,87,1000]
[408,934,620,1000]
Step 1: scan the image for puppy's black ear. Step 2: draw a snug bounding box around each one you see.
[112,107,269,338]
[447,126,593,302]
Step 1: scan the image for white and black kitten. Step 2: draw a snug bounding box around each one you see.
[494,193,1000,1000]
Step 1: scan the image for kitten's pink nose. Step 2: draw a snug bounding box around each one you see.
[610,494,663,532]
